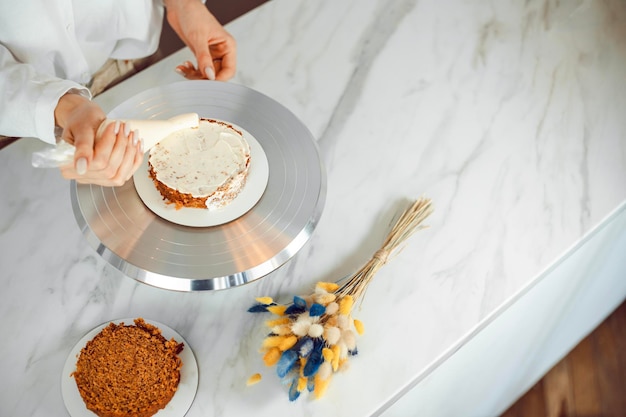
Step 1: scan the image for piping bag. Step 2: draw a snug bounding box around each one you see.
[31,113,199,168]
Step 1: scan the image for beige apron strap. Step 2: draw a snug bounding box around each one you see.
[88,49,165,97]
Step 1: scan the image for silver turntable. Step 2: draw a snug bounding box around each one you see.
[71,81,326,291]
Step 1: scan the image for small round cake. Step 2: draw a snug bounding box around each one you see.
[148,118,251,210]
[72,318,184,417]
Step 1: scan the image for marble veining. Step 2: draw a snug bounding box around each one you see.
[1,0,625,416]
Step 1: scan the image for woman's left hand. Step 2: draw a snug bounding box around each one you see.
[165,0,237,81]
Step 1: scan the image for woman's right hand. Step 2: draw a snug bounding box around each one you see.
[55,92,144,186]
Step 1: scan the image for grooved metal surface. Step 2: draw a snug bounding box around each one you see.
[71,81,326,291]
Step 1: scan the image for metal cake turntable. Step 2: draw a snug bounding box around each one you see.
[71,81,326,291]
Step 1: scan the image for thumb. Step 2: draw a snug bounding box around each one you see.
[65,127,94,176]
[197,51,216,81]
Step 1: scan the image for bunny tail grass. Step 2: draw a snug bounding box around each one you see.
[335,197,433,302]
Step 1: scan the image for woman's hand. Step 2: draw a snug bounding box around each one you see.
[54,93,143,186]
[165,0,237,81]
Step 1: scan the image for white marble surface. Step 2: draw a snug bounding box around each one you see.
[1,0,626,416]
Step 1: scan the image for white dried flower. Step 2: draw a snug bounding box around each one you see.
[337,314,350,330]
[342,329,356,350]
[272,325,292,336]
[308,323,324,338]
[324,326,341,345]
[325,302,339,315]
[291,317,312,337]
[318,361,333,381]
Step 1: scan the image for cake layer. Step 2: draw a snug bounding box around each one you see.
[72,318,184,417]
[148,118,251,209]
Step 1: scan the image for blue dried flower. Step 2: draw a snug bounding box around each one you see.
[293,296,307,308]
[290,336,309,352]
[284,304,306,315]
[298,338,315,358]
[303,339,324,377]
[309,303,326,317]
[276,350,299,378]
[248,304,271,313]
[288,377,301,401]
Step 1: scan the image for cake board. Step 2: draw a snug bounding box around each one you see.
[71,81,326,291]
[62,318,198,417]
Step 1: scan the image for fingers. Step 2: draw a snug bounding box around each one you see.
[175,61,204,80]
[114,129,143,183]
[196,52,216,81]
[175,60,225,80]
[165,0,237,80]
[129,137,145,181]
[55,92,142,186]
[60,121,144,187]
[184,31,216,80]
[213,59,222,76]
[56,94,105,174]
[204,35,236,81]
[169,7,236,81]
[214,49,236,81]
[67,120,99,175]
[90,121,119,171]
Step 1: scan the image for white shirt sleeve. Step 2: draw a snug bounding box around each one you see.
[0,43,91,145]
[0,0,163,145]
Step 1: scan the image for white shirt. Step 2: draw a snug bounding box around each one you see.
[0,0,164,144]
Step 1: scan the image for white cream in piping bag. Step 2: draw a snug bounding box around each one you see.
[31,113,200,169]
[96,113,200,151]
[148,120,250,198]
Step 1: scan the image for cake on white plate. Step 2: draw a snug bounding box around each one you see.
[148,118,251,210]
[72,318,184,417]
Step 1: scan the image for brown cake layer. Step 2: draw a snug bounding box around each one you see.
[148,118,251,210]
[72,318,184,417]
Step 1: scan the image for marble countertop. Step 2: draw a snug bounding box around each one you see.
[2,0,626,415]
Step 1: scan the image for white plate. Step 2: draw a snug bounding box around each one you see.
[61,318,198,417]
[133,121,269,227]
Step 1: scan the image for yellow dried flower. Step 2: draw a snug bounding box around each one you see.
[255,296,274,305]
[271,324,292,336]
[262,336,284,349]
[297,376,308,392]
[338,295,354,315]
[278,335,298,351]
[263,347,281,366]
[265,317,291,327]
[353,319,365,335]
[331,345,341,371]
[247,373,262,386]
[313,373,331,399]
[322,347,334,362]
[267,305,288,316]
[316,282,340,292]
[314,292,337,305]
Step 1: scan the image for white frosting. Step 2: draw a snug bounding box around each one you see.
[149,120,250,204]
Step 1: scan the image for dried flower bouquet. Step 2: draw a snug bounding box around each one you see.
[247,197,434,401]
